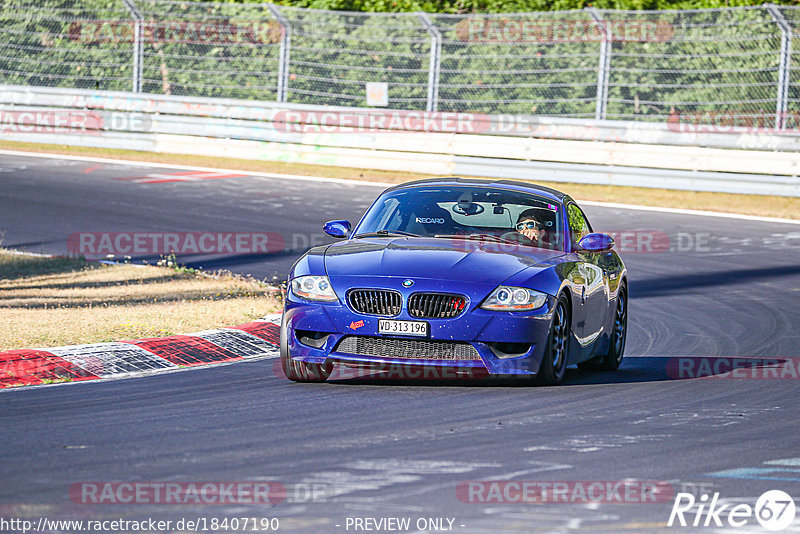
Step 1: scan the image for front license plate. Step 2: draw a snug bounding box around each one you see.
[378,319,428,337]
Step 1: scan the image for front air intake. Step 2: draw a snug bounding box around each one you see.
[336,336,481,361]
[347,289,402,317]
[408,292,467,319]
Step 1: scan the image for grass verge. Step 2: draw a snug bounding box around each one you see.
[1,140,798,221]
[0,249,282,351]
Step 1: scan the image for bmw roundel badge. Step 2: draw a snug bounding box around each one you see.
[402,279,414,287]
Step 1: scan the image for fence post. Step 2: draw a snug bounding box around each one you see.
[122,0,143,92]
[268,4,291,104]
[586,8,610,121]
[765,4,792,130]
[417,12,442,112]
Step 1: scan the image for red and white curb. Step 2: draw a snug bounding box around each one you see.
[0,315,282,389]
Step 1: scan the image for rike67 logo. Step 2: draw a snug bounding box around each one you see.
[668,490,796,530]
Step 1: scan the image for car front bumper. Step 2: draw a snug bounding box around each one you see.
[283,284,555,376]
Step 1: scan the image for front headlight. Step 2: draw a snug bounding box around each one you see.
[291,275,338,302]
[481,286,548,311]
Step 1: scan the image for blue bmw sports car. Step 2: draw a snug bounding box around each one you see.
[280,177,627,385]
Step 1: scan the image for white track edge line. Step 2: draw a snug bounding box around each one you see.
[579,200,800,225]
[1,148,798,225]
[1,249,54,258]
[0,149,392,187]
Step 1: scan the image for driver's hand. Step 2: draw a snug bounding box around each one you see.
[520,227,541,242]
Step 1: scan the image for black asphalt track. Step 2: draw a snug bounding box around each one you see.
[2,153,799,533]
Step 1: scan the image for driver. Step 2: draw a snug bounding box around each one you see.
[512,209,544,245]
[503,209,544,246]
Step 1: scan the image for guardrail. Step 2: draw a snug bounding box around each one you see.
[1,85,798,197]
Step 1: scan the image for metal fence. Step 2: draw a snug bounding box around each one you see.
[1,0,800,127]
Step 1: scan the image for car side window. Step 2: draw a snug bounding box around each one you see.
[567,203,591,249]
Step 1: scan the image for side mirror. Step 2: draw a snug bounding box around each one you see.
[577,233,615,252]
[323,220,351,238]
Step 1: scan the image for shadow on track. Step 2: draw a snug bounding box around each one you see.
[263,355,800,388]
[306,355,799,388]
[631,264,800,299]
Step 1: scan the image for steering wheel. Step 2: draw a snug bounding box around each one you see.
[452,202,485,216]
[500,231,535,246]
[501,230,560,250]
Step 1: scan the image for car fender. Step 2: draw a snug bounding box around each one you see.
[288,245,329,280]
[500,265,565,297]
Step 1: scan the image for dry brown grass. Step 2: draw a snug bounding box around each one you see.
[2,140,797,220]
[0,250,281,350]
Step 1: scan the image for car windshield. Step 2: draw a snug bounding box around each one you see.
[355,186,564,250]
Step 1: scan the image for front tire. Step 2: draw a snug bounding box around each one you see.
[536,293,570,386]
[598,284,628,370]
[280,313,332,383]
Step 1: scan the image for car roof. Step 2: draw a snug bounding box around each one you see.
[384,177,567,204]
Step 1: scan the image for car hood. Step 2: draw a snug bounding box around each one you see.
[324,237,564,285]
